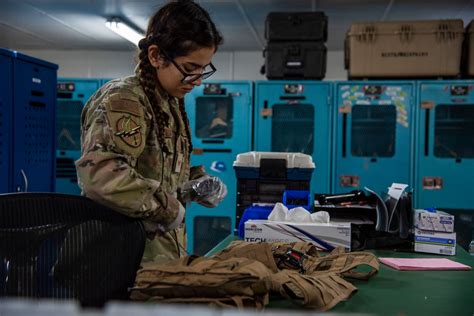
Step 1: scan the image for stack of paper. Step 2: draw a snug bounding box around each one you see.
[379,258,471,271]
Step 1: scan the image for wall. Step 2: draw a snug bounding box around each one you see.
[22,49,347,81]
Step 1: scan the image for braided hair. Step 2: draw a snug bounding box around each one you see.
[137,0,223,155]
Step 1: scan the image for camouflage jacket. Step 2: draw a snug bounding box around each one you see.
[76,75,192,232]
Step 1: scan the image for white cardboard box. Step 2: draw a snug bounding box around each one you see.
[244,220,351,251]
[414,228,456,256]
[414,209,455,233]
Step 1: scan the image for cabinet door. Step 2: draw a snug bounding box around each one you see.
[56,79,101,195]
[0,53,13,193]
[416,81,474,210]
[13,59,57,192]
[185,82,252,255]
[334,82,414,196]
[255,81,332,194]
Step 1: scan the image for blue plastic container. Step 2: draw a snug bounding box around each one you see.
[238,205,274,238]
[283,190,311,211]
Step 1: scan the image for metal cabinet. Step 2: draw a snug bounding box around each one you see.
[12,52,57,193]
[254,81,332,196]
[56,79,101,195]
[415,80,474,210]
[185,81,253,255]
[0,49,14,193]
[333,81,415,196]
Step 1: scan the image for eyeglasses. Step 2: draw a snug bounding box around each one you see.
[160,50,216,84]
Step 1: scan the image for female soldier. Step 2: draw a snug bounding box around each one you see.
[76,0,226,263]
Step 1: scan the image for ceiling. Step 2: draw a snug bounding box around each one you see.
[1,0,473,52]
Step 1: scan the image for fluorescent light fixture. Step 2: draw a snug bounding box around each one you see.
[105,18,144,46]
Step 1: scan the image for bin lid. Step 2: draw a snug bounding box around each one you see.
[15,51,58,70]
[233,151,315,169]
[0,47,15,58]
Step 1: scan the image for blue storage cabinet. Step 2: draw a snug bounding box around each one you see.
[415,80,474,210]
[185,81,253,255]
[333,81,415,196]
[56,79,100,195]
[11,51,58,192]
[254,81,332,196]
[0,49,14,193]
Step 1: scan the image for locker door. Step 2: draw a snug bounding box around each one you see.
[416,81,474,210]
[0,50,13,193]
[334,82,414,196]
[185,81,252,255]
[13,56,57,192]
[56,79,101,195]
[254,81,332,195]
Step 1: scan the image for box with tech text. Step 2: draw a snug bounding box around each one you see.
[244,220,351,251]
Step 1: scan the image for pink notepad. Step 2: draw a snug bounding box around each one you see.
[379,258,472,271]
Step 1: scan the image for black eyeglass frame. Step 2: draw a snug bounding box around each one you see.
[160,50,216,84]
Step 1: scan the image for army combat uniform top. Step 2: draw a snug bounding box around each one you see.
[76,75,195,263]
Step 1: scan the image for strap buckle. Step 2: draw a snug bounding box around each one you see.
[276,248,307,273]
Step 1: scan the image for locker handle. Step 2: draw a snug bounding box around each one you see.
[262,100,269,119]
[424,108,430,156]
[31,90,44,97]
[29,101,46,107]
[342,113,347,157]
[202,139,224,144]
[16,169,29,192]
[279,96,306,100]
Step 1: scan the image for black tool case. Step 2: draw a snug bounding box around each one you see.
[263,41,327,79]
[265,12,328,42]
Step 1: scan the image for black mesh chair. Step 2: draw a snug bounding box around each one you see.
[0,193,146,306]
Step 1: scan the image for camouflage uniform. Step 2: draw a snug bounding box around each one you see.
[76,75,198,263]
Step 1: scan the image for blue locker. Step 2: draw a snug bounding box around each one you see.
[185,81,253,255]
[56,79,101,195]
[0,49,14,193]
[333,81,415,196]
[12,52,58,192]
[415,80,474,210]
[254,81,332,196]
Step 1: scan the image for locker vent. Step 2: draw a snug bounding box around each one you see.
[434,105,474,158]
[351,105,396,157]
[57,100,83,150]
[271,103,314,155]
[195,96,233,139]
[0,100,3,168]
[24,96,51,165]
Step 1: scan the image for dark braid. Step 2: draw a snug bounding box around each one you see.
[137,0,223,155]
[137,47,171,153]
[178,99,193,155]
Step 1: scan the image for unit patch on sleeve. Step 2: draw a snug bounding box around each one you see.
[115,115,143,148]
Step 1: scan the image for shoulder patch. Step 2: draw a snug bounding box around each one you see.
[114,115,143,148]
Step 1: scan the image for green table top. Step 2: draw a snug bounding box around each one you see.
[206,235,474,315]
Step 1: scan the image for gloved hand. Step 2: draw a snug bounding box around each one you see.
[180,175,227,208]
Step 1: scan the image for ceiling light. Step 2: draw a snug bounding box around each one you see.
[105,18,144,46]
